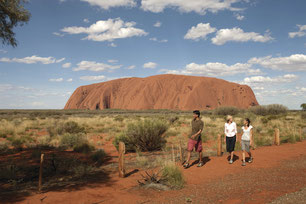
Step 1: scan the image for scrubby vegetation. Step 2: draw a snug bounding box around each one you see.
[0,107,304,195]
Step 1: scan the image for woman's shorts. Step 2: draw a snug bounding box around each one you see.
[187,139,203,152]
[226,135,236,152]
[241,140,250,152]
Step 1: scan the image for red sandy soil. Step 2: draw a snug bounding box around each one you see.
[64,74,258,110]
[7,141,306,204]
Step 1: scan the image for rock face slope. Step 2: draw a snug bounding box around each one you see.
[64,74,259,110]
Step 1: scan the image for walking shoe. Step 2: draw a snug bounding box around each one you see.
[183,163,190,169]
[197,161,204,167]
[229,159,233,164]
[248,157,253,163]
[241,161,246,166]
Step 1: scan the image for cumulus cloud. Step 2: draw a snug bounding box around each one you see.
[49,78,64,82]
[289,25,306,38]
[61,18,148,42]
[248,54,306,71]
[53,32,65,37]
[73,61,121,72]
[212,27,273,45]
[243,74,298,84]
[0,84,14,92]
[149,37,168,43]
[108,59,118,63]
[143,62,157,69]
[162,62,262,77]
[234,13,245,20]
[62,62,72,68]
[127,65,136,69]
[67,78,73,82]
[81,0,136,9]
[0,55,65,64]
[153,21,162,27]
[184,23,216,41]
[0,49,7,53]
[140,0,243,15]
[80,75,106,81]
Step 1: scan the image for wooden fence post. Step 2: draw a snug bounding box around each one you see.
[38,153,44,192]
[274,128,280,146]
[179,142,183,164]
[171,144,175,162]
[118,142,126,178]
[217,134,222,156]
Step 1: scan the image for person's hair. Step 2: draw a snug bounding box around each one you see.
[245,118,251,127]
[226,115,233,123]
[193,110,200,117]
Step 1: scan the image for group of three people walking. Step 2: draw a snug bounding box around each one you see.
[183,110,253,168]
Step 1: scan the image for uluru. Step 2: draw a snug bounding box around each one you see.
[64,74,259,110]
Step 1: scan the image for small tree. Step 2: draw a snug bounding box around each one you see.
[0,0,31,47]
[301,103,306,111]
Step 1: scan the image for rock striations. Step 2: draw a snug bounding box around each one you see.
[64,74,259,110]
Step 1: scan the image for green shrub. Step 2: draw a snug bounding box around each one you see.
[91,149,107,165]
[73,143,95,154]
[281,134,297,144]
[162,162,184,189]
[213,106,240,116]
[168,116,179,124]
[60,133,87,149]
[255,136,273,147]
[11,138,25,151]
[249,104,288,116]
[114,116,124,122]
[113,119,168,152]
[48,121,86,136]
[301,112,306,120]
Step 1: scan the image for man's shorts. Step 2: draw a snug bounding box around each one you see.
[187,139,202,152]
[241,140,250,152]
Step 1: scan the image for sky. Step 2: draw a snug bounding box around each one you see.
[0,0,305,109]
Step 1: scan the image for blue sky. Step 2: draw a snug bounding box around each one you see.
[0,0,305,109]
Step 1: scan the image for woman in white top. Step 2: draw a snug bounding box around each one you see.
[241,118,253,166]
[224,115,237,164]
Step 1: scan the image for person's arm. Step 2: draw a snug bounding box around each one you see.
[234,123,237,134]
[250,129,253,146]
[191,129,202,139]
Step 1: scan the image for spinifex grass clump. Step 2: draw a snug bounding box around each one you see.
[113,119,168,152]
[161,162,184,189]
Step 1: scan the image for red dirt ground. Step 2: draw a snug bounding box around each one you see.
[5,141,306,204]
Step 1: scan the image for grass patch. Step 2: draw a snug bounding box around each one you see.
[162,162,184,189]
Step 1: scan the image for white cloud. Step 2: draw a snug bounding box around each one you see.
[62,62,71,68]
[212,27,273,45]
[81,0,136,9]
[143,62,157,69]
[0,55,65,64]
[109,42,117,47]
[61,18,148,42]
[248,54,306,71]
[140,0,243,15]
[49,78,64,82]
[108,59,118,63]
[289,25,306,38]
[235,13,245,20]
[67,78,73,82]
[0,84,13,92]
[0,49,7,53]
[243,74,298,84]
[127,65,136,69]
[154,21,162,27]
[53,32,65,37]
[149,37,168,43]
[31,101,45,107]
[184,23,216,41]
[161,62,263,77]
[80,75,106,81]
[73,60,121,72]
[83,18,90,23]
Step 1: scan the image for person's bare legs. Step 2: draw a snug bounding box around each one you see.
[242,151,246,162]
[186,151,191,164]
[199,151,203,163]
[230,151,234,161]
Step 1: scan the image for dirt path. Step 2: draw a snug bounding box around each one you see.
[7,141,306,204]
